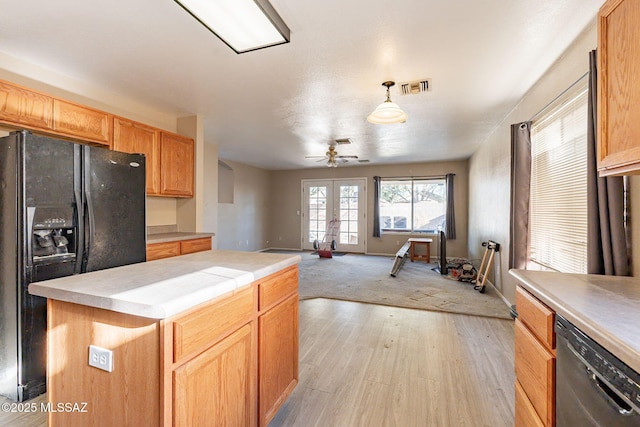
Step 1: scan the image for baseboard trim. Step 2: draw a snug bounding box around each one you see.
[258,247,304,252]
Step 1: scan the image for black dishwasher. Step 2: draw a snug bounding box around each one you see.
[555,314,640,426]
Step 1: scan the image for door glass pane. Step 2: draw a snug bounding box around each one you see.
[338,185,358,245]
[308,186,327,242]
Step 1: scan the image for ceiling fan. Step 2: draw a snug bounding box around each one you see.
[305,145,358,167]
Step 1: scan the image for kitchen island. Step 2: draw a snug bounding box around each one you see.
[29,249,301,427]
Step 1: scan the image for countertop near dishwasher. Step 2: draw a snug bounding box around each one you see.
[510,269,640,373]
[29,250,300,320]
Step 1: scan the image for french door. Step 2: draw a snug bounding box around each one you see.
[302,179,366,253]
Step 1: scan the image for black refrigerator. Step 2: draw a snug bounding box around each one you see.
[0,130,146,401]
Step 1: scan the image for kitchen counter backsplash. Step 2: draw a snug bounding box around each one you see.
[147,224,215,244]
[147,224,179,235]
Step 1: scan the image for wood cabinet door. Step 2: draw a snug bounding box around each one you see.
[160,132,194,197]
[516,286,555,351]
[514,319,555,427]
[113,117,161,194]
[52,99,111,145]
[259,294,298,426]
[0,80,53,130]
[515,380,546,427]
[173,323,254,427]
[597,0,640,175]
[180,237,212,255]
[146,241,180,261]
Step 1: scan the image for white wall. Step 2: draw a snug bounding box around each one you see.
[269,160,469,257]
[203,143,219,247]
[216,160,270,251]
[468,20,597,304]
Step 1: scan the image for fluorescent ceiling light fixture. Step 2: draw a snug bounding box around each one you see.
[367,81,408,124]
[174,0,290,54]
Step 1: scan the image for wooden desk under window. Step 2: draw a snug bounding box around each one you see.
[408,238,433,263]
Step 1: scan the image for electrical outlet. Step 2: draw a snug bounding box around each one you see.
[89,345,113,372]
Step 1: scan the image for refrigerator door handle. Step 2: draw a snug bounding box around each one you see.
[82,147,95,273]
[74,144,84,275]
[84,190,96,268]
[25,207,36,267]
[73,189,84,275]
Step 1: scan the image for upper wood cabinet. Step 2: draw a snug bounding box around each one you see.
[160,132,194,198]
[113,117,161,194]
[52,99,111,145]
[0,79,195,198]
[0,80,53,130]
[597,0,640,175]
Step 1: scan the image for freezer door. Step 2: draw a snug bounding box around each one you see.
[23,133,76,208]
[0,132,20,400]
[82,146,146,272]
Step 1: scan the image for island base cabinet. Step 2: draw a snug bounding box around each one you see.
[45,265,298,427]
[259,294,299,426]
[173,323,254,427]
[47,300,161,427]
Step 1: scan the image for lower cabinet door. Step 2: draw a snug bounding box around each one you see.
[515,380,546,427]
[514,319,555,426]
[173,323,254,427]
[259,294,299,426]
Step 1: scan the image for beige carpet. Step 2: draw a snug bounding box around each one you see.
[273,251,512,320]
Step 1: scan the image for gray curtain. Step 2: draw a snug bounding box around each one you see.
[509,121,531,269]
[373,176,381,237]
[586,50,629,276]
[445,173,456,239]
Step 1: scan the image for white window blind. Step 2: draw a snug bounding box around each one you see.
[529,77,588,273]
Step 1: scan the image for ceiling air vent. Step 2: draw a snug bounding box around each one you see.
[398,79,431,95]
[335,138,352,145]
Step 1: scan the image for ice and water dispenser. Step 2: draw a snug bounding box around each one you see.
[27,206,79,282]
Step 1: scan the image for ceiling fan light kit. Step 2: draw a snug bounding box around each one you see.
[367,81,408,124]
[306,145,358,168]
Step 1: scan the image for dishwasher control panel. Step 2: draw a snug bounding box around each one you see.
[556,315,640,413]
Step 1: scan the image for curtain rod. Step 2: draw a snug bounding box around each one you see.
[378,174,453,180]
[529,71,589,122]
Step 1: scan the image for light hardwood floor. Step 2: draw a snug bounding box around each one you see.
[0,392,48,427]
[269,298,515,427]
[0,298,515,427]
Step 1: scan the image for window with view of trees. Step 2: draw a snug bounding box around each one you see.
[379,178,446,232]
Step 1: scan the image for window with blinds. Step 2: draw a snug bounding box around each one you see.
[529,76,588,273]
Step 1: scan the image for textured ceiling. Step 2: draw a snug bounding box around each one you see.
[0,0,602,170]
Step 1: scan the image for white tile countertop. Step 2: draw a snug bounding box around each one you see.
[29,250,301,320]
[510,269,640,373]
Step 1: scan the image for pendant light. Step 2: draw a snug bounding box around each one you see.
[367,81,408,124]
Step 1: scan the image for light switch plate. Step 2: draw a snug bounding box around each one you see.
[89,345,113,372]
